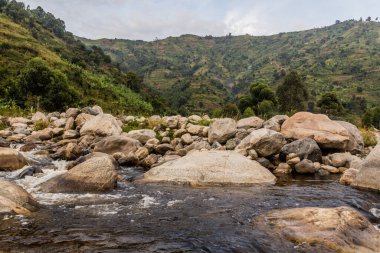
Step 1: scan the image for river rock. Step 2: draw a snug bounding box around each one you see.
[325,152,353,168]
[208,118,237,144]
[162,116,179,129]
[155,143,174,155]
[62,130,79,139]
[25,128,53,142]
[188,115,202,124]
[52,118,67,128]
[294,159,317,174]
[8,117,30,125]
[0,180,38,214]
[251,206,380,253]
[225,138,240,150]
[235,128,286,157]
[237,117,264,129]
[39,155,118,193]
[142,150,276,186]
[0,148,28,171]
[31,111,48,123]
[64,117,75,130]
[279,138,322,162]
[80,114,122,136]
[181,133,193,145]
[94,136,141,156]
[281,112,351,150]
[352,143,380,191]
[0,137,10,147]
[274,163,292,174]
[126,129,156,144]
[263,115,289,132]
[340,168,359,185]
[336,120,364,154]
[75,113,94,128]
[185,140,211,152]
[65,108,80,118]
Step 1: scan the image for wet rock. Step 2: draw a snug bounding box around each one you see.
[317,169,330,176]
[20,143,36,152]
[352,143,380,191]
[208,118,237,144]
[0,180,38,214]
[294,159,317,174]
[321,165,340,173]
[256,157,274,169]
[94,136,141,156]
[17,166,44,179]
[142,150,276,186]
[237,116,264,129]
[235,128,286,157]
[274,163,292,174]
[263,115,289,132]
[340,168,359,185]
[63,143,83,160]
[279,138,322,162]
[287,156,300,166]
[0,137,10,147]
[80,114,122,137]
[0,148,28,171]
[118,153,139,166]
[251,206,380,253]
[281,112,351,150]
[126,129,156,144]
[40,155,118,193]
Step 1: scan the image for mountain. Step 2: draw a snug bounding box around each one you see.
[0,1,153,115]
[81,20,380,116]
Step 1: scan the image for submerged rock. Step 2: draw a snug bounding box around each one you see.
[39,155,118,193]
[142,150,276,186]
[0,180,38,214]
[251,206,380,253]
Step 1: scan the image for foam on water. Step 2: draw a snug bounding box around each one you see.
[139,195,159,208]
[167,200,184,207]
[369,208,380,218]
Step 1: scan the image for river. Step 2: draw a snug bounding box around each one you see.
[0,147,379,252]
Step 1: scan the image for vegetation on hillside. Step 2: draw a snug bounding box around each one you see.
[82,18,380,122]
[0,0,154,115]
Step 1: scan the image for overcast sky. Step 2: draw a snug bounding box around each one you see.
[21,0,380,41]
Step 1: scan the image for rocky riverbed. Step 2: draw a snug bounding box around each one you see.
[0,106,379,252]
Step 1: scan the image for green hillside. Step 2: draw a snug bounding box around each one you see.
[0,0,153,115]
[82,20,380,116]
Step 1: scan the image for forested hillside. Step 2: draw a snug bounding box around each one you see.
[82,19,380,119]
[0,0,154,115]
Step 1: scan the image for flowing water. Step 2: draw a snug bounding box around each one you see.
[0,149,379,253]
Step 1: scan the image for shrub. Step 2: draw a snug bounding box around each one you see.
[360,128,378,147]
[121,120,145,133]
[0,118,9,130]
[242,107,255,118]
[198,119,212,126]
[34,119,48,131]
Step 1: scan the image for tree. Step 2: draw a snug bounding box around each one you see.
[366,16,372,22]
[125,72,143,92]
[17,58,78,111]
[221,103,240,118]
[277,71,308,113]
[250,82,277,107]
[257,100,275,118]
[0,0,8,10]
[242,107,255,118]
[317,92,343,115]
[238,95,252,112]
[363,107,380,128]
[4,0,28,22]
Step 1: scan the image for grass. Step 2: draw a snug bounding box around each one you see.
[34,119,49,131]
[121,120,146,133]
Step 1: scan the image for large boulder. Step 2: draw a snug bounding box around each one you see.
[352,143,380,191]
[279,138,322,162]
[80,114,121,136]
[208,118,237,144]
[336,120,364,154]
[235,128,286,157]
[39,155,118,193]
[126,129,156,144]
[237,116,264,129]
[94,136,141,156]
[0,180,38,214]
[251,206,380,253]
[142,150,276,186]
[0,148,28,171]
[281,112,351,150]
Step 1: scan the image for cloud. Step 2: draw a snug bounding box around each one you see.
[21,0,380,41]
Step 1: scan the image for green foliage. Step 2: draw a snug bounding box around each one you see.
[125,72,143,92]
[242,107,255,118]
[250,82,277,107]
[360,128,378,147]
[317,92,343,115]
[277,71,308,113]
[0,100,27,117]
[257,100,275,118]
[238,95,252,113]
[0,117,9,130]
[33,119,48,131]
[198,119,212,126]
[362,106,380,129]
[221,103,240,118]
[121,120,146,133]
[16,58,79,111]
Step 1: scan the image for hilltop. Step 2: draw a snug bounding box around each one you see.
[82,20,380,116]
[0,1,153,115]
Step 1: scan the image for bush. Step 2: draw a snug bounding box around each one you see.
[198,119,212,126]
[360,128,378,147]
[0,118,9,130]
[121,120,146,133]
[242,107,255,118]
[34,119,48,131]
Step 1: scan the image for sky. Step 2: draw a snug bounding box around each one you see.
[21,0,380,41]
